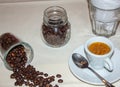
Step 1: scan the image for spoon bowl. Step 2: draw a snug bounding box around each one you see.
[72,53,115,87]
[72,53,88,68]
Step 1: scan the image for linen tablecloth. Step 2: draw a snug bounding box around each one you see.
[0,0,120,87]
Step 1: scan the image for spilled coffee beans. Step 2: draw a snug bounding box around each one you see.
[0,33,19,50]
[6,45,27,69]
[0,33,64,87]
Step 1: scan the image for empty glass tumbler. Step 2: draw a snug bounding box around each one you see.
[88,1,120,37]
[41,6,71,47]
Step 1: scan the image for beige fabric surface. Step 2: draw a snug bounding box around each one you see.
[0,0,120,87]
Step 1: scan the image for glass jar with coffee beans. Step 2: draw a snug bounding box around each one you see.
[0,33,34,70]
[41,6,71,47]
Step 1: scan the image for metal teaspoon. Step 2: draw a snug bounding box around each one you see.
[72,53,115,87]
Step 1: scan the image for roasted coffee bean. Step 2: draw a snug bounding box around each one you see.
[39,72,44,75]
[56,74,62,78]
[24,81,29,86]
[10,73,16,79]
[44,73,48,77]
[45,84,53,87]
[14,81,19,86]
[58,79,63,83]
[54,84,59,87]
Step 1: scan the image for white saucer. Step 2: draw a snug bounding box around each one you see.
[69,45,120,85]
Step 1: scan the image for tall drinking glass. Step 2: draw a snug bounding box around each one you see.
[88,1,120,37]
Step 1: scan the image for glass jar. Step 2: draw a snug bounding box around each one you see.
[41,6,71,47]
[0,33,34,70]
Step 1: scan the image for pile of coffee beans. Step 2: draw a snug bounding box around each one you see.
[0,33,63,87]
[10,64,63,87]
[7,45,63,87]
[6,45,27,69]
[0,33,19,50]
[42,23,70,46]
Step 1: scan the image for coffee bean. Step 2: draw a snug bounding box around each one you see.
[10,73,16,79]
[58,79,63,83]
[54,84,59,87]
[44,73,48,77]
[56,74,62,78]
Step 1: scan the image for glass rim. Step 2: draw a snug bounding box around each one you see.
[89,2,120,11]
[4,41,34,70]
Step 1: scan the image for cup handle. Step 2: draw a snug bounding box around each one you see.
[104,58,113,72]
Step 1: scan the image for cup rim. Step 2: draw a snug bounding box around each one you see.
[84,36,114,58]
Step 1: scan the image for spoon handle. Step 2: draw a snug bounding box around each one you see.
[88,67,115,87]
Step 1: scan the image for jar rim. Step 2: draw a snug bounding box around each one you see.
[44,6,67,17]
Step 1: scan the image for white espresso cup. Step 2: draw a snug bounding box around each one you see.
[84,36,114,71]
